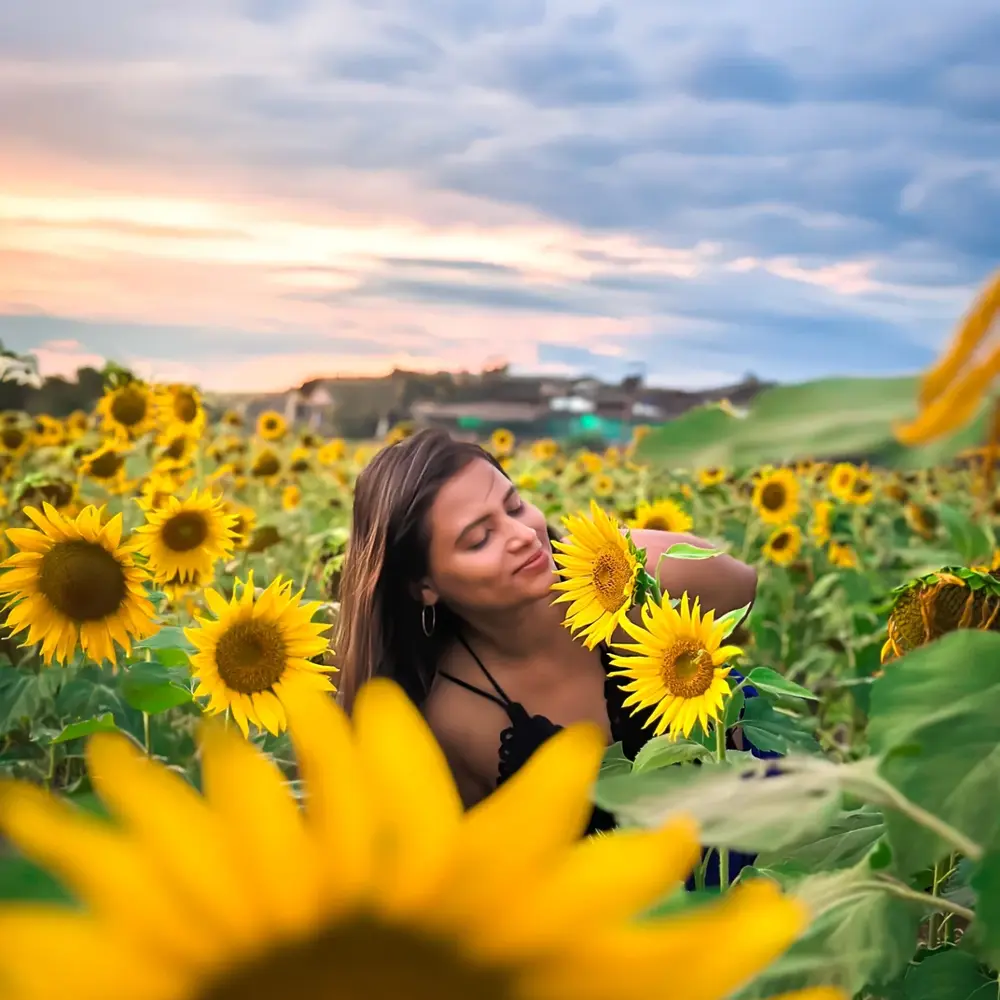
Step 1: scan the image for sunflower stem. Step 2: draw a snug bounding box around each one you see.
[714,721,730,891]
[142,711,151,757]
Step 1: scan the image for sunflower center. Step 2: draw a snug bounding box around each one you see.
[196,914,514,1000]
[642,516,670,531]
[214,619,289,693]
[110,387,148,427]
[163,437,188,461]
[173,391,199,423]
[39,540,126,622]
[161,511,210,552]
[253,453,281,477]
[760,482,787,511]
[89,450,124,478]
[662,639,715,698]
[1,427,24,450]
[591,544,632,612]
[770,532,791,552]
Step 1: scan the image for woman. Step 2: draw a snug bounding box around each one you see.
[336,428,759,836]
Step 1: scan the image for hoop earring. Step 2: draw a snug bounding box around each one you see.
[421,603,436,637]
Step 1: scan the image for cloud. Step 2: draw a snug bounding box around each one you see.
[0,0,997,392]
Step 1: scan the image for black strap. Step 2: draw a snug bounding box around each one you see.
[454,634,513,703]
[437,670,509,710]
[437,634,515,711]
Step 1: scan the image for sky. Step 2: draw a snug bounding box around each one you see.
[1,1,998,393]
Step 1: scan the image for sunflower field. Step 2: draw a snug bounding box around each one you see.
[4,361,1000,1000]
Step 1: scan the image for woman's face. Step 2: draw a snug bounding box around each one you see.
[421,458,555,613]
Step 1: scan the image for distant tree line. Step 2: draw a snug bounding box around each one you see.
[0,343,115,416]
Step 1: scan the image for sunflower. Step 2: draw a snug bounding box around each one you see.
[904,502,938,540]
[827,463,858,502]
[577,450,603,475]
[604,446,621,468]
[247,524,282,553]
[256,410,288,442]
[31,414,65,448]
[0,504,157,666]
[845,468,874,506]
[222,408,244,428]
[80,444,130,493]
[0,677,821,1000]
[827,542,858,569]
[809,501,833,545]
[223,501,257,550]
[627,499,694,533]
[517,472,539,491]
[531,437,559,461]
[156,383,206,438]
[14,476,77,518]
[763,524,802,567]
[697,467,727,487]
[609,593,742,740]
[134,489,238,585]
[752,468,800,525]
[282,484,302,511]
[0,423,30,459]
[551,500,642,650]
[65,409,91,438]
[251,448,283,484]
[97,381,157,440]
[490,427,515,456]
[289,446,312,474]
[592,474,615,498]
[186,574,334,736]
[318,438,347,465]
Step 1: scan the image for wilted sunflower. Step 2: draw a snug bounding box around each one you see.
[247,524,282,553]
[827,463,858,502]
[763,524,802,567]
[828,541,858,569]
[809,500,833,545]
[628,499,694,533]
[490,427,515,456]
[134,489,238,584]
[14,476,77,518]
[97,381,157,440]
[256,410,288,442]
[592,474,615,497]
[282,484,302,511]
[0,503,157,666]
[80,444,130,493]
[609,593,742,740]
[155,383,205,438]
[0,679,822,1000]
[552,500,642,649]
[881,567,1000,663]
[251,448,283,484]
[697,467,727,488]
[186,574,334,736]
[752,468,800,525]
[0,423,30,459]
[904,502,939,540]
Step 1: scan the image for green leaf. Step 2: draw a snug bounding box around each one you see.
[741,696,820,755]
[745,666,820,702]
[632,736,713,774]
[661,543,724,560]
[599,741,632,778]
[902,948,995,1000]
[755,807,885,873]
[0,853,74,903]
[716,603,751,639]
[970,850,1000,967]
[133,626,195,652]
[736,860,921,999]
[50,713,119,744]
[868,630,1000,874]
[120,661,193,715]
[937,504,993,566]
[723,685,746,729]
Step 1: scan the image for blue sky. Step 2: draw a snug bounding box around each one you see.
[0,0,997,391]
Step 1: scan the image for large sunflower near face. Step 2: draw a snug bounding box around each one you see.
[752,468,800,525]
[186,574,334,736]
[0,503,157,666]
[97,381,157,441]
[609,593,743,740]
[552,500,642,650]
[256,410,288,442]
[0,678,829,1000]
[628,499,694,533]
[134,489,238,585]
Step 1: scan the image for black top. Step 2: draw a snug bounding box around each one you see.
[438,634,755,837]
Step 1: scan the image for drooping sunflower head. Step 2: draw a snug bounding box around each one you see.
[763,524,802,566]
[134,488,238,585]
[185,574,335,736]
[256,410,288,442]
[251,448,283,482]
[609,592,743,740]
[551,500,642,649]
[81,443,130,491]
[13,477,78,524]
[247,524,282,554]
[697,467,727,488]
[627,499,694,534]
[490,427,515,456]
[752,467,800,525]
[97,381,156,440]
[827,462,858,501]
[0,503,157,666]
[881,568,1000,664]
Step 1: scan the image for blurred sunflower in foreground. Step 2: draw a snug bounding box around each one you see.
[0,680,837,1000]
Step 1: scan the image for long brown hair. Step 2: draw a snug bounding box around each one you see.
[334,428,506,713]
